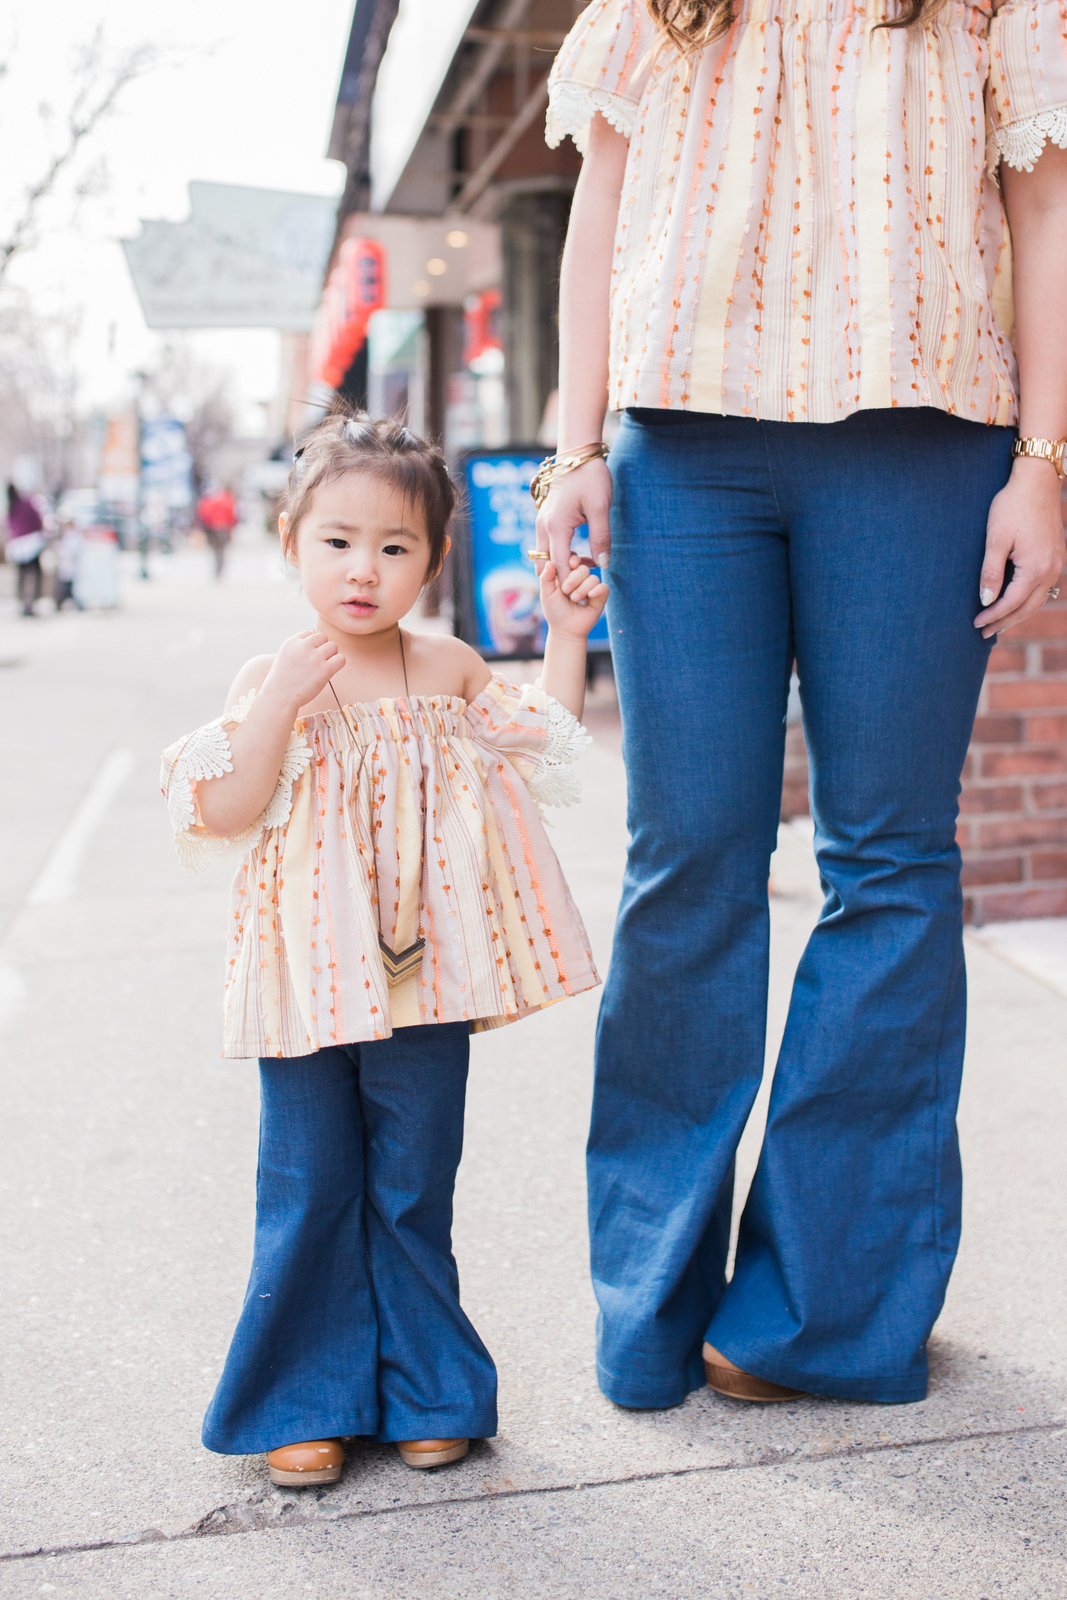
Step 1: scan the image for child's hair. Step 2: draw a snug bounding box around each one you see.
[282,407,456,579]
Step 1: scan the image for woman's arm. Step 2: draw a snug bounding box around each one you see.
[976,144,1067,639]
[536,112,629,574]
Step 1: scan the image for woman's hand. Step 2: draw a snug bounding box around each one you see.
[261,631,346,711]
[535,455,614,575]
[539,553,610,639]
[975,462,1066,639]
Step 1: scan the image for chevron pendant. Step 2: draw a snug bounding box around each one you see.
[378,933,426,987]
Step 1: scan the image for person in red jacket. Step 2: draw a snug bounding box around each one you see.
[196,487,239,578]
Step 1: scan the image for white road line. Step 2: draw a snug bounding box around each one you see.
[0,965,26,1032]
[26,748,136,906]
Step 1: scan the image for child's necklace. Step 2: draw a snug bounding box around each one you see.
[327,632,426,988]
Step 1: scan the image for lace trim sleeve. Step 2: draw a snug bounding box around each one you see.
[160,689,312,873]
[987,106,1067,176]
[545,82,638,155]
[525,691,593,811]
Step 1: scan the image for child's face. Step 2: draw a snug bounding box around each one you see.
[287,471,436,635]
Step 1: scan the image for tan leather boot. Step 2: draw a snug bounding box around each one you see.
[267,1438,345,1485]
[703,1342,807,1402]
[396,1438,469,1468]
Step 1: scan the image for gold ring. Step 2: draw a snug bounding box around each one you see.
[526,550,550,561]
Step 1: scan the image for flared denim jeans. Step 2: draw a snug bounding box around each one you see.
[203,1022,496,1454]
[590,406,1013,1407]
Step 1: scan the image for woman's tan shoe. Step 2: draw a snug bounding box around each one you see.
[703,1342,807,1402]
[267,1438,345,1485]
[396,1438,469,1469]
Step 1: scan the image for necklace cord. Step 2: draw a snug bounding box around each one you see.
[324,630,423,953]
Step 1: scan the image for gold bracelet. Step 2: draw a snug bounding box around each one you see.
[530,442,609,508]
[1012,436,1066,479]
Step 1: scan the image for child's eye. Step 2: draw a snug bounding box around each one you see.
[382,543,407,556]
[326,538,349,550]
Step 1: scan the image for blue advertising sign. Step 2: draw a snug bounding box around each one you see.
[460,450,609,656]
[140,416,193,508]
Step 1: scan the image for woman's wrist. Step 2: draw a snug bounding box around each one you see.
[1008,454,1064,494]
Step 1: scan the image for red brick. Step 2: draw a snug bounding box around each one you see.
[961,856,1023,887]
[961,754,974,780]
[1041,646,1067,673]
[980,749,1067,778]
[987,679,1067,711]
[999,607,1067,641]
[985,646,1027,674]
[1025,714,1067,742]
[956,821,973,849]
[1033,781,1067,810]
[975,885,1067,920]
[979,817,1067,850]
[970,715,1022,744]
[958,784,1024,813]
[1032,851,1067,880]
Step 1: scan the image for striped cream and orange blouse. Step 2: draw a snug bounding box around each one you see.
[161,676,598,1059]
[546,0,1067,424]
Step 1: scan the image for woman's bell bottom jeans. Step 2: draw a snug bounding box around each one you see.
[203,1022,497,1453]
[591,406,1013,1407]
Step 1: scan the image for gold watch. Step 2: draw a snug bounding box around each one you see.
[1012,436,1066,478]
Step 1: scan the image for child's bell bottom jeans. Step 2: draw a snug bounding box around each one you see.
[590,405,1013,1407]
[203,1021,496,1453]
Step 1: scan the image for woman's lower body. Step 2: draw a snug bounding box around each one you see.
[591,406,1012,1408]
[203,1021,497,1453]
[16,556,42,615]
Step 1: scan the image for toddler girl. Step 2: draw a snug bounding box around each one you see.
[161,413,607,1485]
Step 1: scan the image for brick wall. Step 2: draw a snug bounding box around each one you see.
[778,588,1067,925]
[959,591,1067,923]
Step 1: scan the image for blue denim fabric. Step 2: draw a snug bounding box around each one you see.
[203,1022,496,1453]
[590,406,1013,1408]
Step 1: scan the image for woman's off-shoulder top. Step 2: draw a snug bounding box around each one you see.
[161,675,599,1059]
[547,0,1067,425]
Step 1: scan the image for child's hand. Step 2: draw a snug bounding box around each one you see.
[263,631,346,709]
[538,555,609,640]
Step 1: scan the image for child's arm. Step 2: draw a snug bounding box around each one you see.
[536,555,609,719]
[197,632,345,836]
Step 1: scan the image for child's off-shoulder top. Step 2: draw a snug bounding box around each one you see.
[161,674,599,1059]
[547,0,1067,425]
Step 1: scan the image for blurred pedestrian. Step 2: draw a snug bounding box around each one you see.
[160,412,606,1488]
[196,485,239,578]
[53,520,84,610]
[6,483,46,617]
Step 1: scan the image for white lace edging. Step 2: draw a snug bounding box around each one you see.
[161,689,312,873]
[987,105,1067,176]
[525,691,592,812]
[545,81,638,155]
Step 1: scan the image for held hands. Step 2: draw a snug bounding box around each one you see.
[262,631,346,710]
[536,552,609,639]
[975,463,1066,639]
[535,456,613,575]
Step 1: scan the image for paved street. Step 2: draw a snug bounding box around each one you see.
[1,533,1064,1598]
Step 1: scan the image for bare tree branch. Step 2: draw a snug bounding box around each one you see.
[0,29,159,283]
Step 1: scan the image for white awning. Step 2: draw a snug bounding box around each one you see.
[369,0,482,212]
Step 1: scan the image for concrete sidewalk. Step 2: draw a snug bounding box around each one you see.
[1,537,1064,1598]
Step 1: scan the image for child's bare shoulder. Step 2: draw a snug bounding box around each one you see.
[407,631,492,700]
[222,654,275,713]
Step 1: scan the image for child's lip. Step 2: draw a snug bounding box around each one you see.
[344,597,377,610]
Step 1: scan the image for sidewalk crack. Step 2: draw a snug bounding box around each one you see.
[2,1417,1062,1566]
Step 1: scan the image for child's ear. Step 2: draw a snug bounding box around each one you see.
[278,514,297,566]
